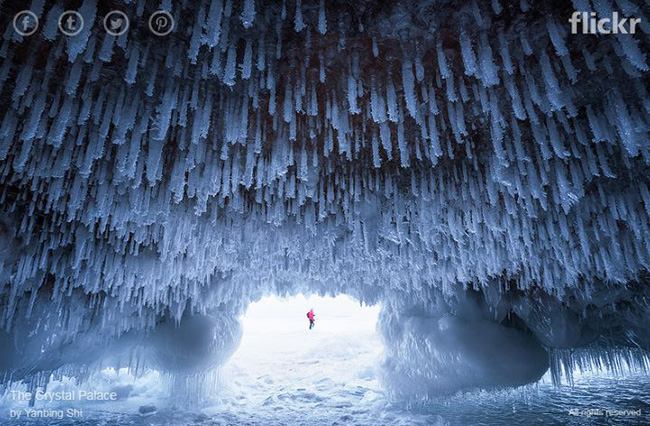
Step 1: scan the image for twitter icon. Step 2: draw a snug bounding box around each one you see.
[104,11,129,36]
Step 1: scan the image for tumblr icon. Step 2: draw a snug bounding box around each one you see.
[58,11,84,36]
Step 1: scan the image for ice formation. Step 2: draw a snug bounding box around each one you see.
[1,0,650,401]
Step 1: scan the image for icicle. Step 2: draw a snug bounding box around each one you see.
[504,75,526,121]
[98,34,116,62]
[445,75,458,103]
[397,121,409,167]
[318,0,327,35]
[124,46,140,85]
[428,114,442,159]
[42,4,63,40]
[251,46,263,78]
[379,121,392,159]
[436,39,451,80]
[546,17,569,56]
[572,0,591,12]
[319,52,326,83]
[402,62,417,119]
[540,52,564,111]
[12,63,33,103]
[348,74,359,114]
[205,0,224,47]
[497,28,514,75]
[241,0,256,28]
[414,56,424,82]
[547,116,569,159]
[371,132,381,168]
[241,40,253,79]
[520,31,533,56]
[478,33,499,86]
[294,0,305,32]
[471,0,484,27]
[460,30,478,77]
[189,5,206,63]
[370,77,387,123]
[309,84,318,116]
[283,84,293,123]
[66,0,97,63]
[386,75,398,122]
[492,0,502,14]
[19,91,46,144]
[223,44,237,86]
[617,35,649,71]
[65,60,83,95]
[428,84,440,115]
[641,184,650,218]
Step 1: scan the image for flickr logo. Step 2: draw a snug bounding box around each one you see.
[569,11,641,34]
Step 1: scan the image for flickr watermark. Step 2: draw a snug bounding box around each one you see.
[569,11,641,34]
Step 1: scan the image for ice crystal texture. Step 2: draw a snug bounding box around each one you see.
[0,0,650,400]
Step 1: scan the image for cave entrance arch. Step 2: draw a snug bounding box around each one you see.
[221,294,383,408]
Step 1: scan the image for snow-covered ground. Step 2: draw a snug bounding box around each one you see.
[203,294,435,425]
[1,295,648,425]
[0,295,447,425]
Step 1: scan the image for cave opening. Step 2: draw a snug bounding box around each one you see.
[216,294,384,413]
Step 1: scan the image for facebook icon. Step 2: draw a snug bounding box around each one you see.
[13,10,39,36]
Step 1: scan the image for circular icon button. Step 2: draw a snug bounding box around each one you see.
[103,11,129,36]
[13,10,39,36]
[58,11,84,36]
[148,10,174,36]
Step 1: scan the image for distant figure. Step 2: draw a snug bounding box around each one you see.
[307,308,315,329]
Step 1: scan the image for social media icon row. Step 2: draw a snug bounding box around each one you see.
[13,10,174,37]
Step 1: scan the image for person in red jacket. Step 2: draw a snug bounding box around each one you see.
[307,309,315,329]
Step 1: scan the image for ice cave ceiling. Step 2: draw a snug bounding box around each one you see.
[0,0,650,398]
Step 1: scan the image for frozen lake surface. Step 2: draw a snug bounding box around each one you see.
[3,375,648,425]
[2,295,649,425]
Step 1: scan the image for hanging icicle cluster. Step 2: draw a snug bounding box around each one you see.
[1,0,650,384]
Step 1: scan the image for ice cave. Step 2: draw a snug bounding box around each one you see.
[0,0,650,424]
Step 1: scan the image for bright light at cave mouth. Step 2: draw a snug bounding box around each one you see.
[224,294,382,399]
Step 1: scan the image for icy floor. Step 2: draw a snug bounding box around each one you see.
[199,295,434,425]
[1,295,649,425]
